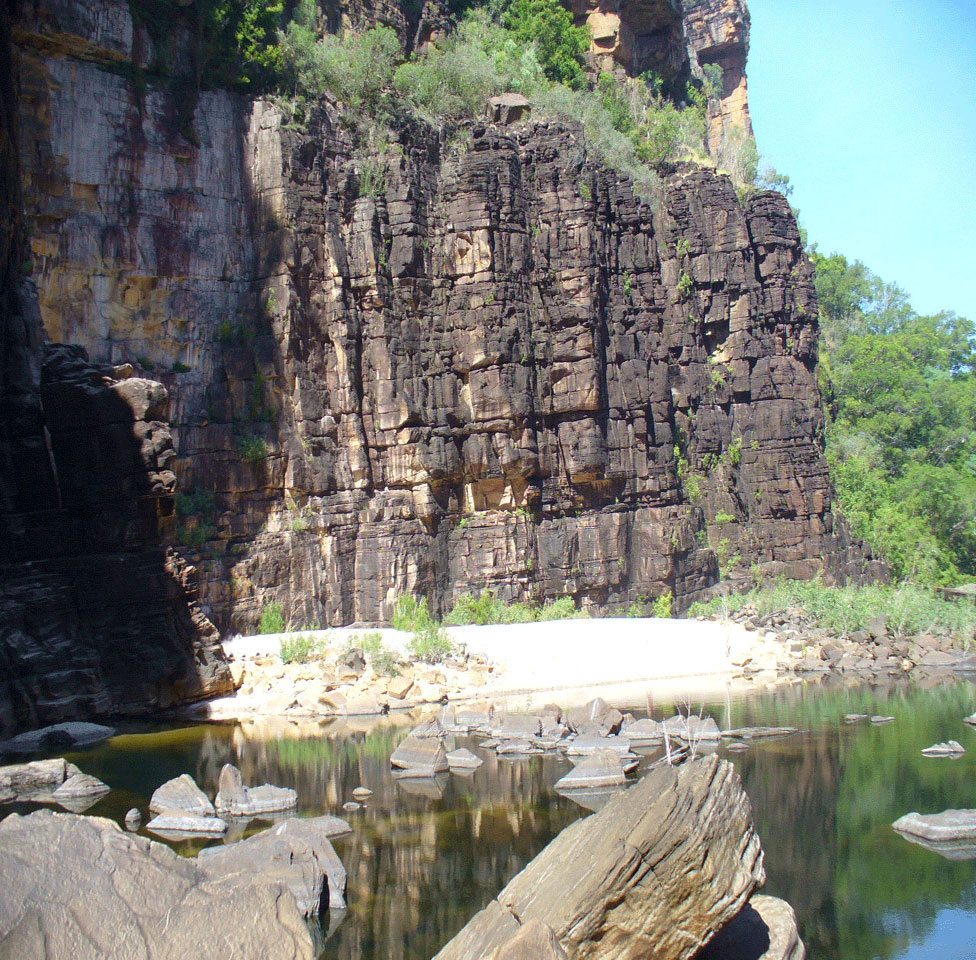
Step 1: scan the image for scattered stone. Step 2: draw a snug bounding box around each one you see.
[409,718,445,739]
[870,716,896,724]
[0,722,115,755]
[215,763,298,818]
[387,676,415,700]
[565,699,623,738]
[491,919,568,960]
[722,727,799,740]
[457,703,493,728]
[964,713,976,726]
[0,757,81,801]
[390,736,449,773]
[620,718,663,744]
[342,801,361,812]
[554,750,627,791]
[446,748,483,770]
[696,895,806,960]
[433,755,765,960]
[565,736,632,757]
[921,740,966,757]
[51,772,110,803]
[497,714,543,739]
[125,808,142,830]
[662,715,722,742]
[352,786,373,800]
[724,741,751,752]
[496,739,543,756]
[146,814,228,838]
[0,810,316,958]
[844,714,869,724]
[150,774,216,817]
[479,739,500,749]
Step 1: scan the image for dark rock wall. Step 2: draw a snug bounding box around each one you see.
[0,3,231,738]
[3,0,876,672]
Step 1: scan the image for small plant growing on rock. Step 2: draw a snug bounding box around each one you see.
[714,511,736,524]
[393,594,434,632]
[259,602,285,635]
[238,435,269,463]
[651,590,673,618]
[626,601,646,618]
[676,238,691,258]
[677,271,694,299]
[280,633,319,664]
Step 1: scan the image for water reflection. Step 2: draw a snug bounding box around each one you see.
[2,679,976,959]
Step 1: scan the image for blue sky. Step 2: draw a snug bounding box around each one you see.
[746,0,976,321]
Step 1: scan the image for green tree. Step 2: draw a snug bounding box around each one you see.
[502,0,590,89]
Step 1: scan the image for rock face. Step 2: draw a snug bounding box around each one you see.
[434,754,765,960]
[0,810,316,959]
[1,0,876,732]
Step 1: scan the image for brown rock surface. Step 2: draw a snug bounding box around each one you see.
[433,754,765,960]
[0,810,315,959]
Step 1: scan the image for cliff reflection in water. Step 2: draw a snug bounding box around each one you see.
[36,680,976,960]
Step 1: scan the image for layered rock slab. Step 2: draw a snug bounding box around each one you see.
[0,810,316,959]
[433,753,765,960]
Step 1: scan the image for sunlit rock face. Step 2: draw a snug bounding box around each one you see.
[1,0,876,723]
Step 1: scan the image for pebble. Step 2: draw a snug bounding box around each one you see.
[342,801,361,812]
[352,786,373,800]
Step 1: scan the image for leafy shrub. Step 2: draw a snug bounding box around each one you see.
[651,590,673,618]
[688,579,976,639]
[407,621,455,664]
[626,602,646,617]
[259,602,285,634]
[714,511,736,524]
[280,633,321,664]
[501,0,590,90]
[392,594,435,632]
[237,435,269,463]
[444,590,587,624]
[175,489,216,517]
[177,521,215,548]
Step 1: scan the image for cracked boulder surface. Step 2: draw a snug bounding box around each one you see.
[433,754,767,960]
[1,0,880,729]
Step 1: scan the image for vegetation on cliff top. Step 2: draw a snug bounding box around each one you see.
[814,252,976,585]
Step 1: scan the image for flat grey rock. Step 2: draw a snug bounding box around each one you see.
[620,719,664,744]
[390,736,449,772]
[844,714,869,724]
[446,748,483,770]
[0,757,81,801]
[0,810,316,958]
[497,739,543,756]
[893,809,976,844]
[722,726,799,740]
[555,749,626,790]
[870,715,895,724]
[495,715,543,739]
[922,740,966,757]
[150,774,216,817]
[565,736,632,756]
[0,722,115,755]
[661,715,722,742]
[146,814,228,838]
[199,816,348,913]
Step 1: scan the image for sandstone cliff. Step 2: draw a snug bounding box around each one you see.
[0,0,874,731]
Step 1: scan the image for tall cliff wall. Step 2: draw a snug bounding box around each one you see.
[2,0,875,703]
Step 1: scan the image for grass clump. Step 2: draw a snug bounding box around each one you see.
[651,590,673,618]
[688,579,976,639]
[407,621,455,664]
[259,602,285,635]
[346,630,401,675]
[279,632,325,664]
[237,435,269,463]
[444,589,587,625]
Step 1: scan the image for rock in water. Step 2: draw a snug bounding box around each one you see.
[146,815,228,839]
[390,736,449,773]
[696,895,806,960]
[555,750,627,791]
[51,772,111,811]
[149,773,215,817]
[0,758,80,801]
[0,722,115,754]
[893,809,976,843]
[214,763,298,818]
[446,748,483,770]
[433,754,765,960]
[198,816,348,914]
[124,808,141,830]
[921,740,965,757]
[0,810,315,959]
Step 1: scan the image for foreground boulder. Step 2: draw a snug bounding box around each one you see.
[434,754,765,960]
[198,816,349,914]
[215,763,298,817]
[0,810,316,959]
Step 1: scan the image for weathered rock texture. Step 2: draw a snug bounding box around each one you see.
[434,754,766,960]
[2,0,876,730]
[0,809,316,959]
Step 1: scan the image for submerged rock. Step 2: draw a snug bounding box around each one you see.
[214,763,297,818]
[146,814,228,839]
[0,810,316,958]
[434,755,766,960]
[149,774,215,817]
[352,786,373,800]
[565,735,632,757]
[662,715,722,742]
[892,809,976,844]
[722,727,799,740]
[844,714,869,724]
[870,716,895,724]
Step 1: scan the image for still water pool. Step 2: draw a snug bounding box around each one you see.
[5,679,976,960]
